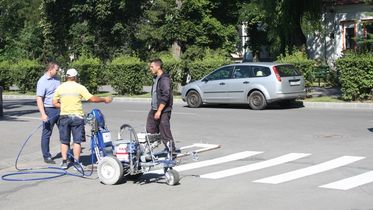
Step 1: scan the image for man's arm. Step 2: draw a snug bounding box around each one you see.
[88,96,113,103]
[52,99,60,108]
[36,96,48,121]
[155,103,165,120]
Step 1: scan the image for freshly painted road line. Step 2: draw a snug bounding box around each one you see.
[253,156,365,184]
[200,153,311,179]
[319,171,373,190]
[148,151,263,174]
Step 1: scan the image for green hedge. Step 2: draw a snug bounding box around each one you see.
[70,55,103,94]
[187,54,232,81]
[107,56,146,95]
[276,51,317,87]
[159,55,183,91]
[336,53,373,101]
[12,59,44,93]
[0,61,13,90]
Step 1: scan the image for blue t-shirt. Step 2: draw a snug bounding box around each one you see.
[36,74,60,107]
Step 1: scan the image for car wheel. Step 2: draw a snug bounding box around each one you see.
[248,91,267,110]
[186,90,202,108]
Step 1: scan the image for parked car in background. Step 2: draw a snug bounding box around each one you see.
[181,63,306,110]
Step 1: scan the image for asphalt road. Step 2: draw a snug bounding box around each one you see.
[1,99,373,210]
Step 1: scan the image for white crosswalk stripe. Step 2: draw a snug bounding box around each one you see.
[253,156,365,184]
[319,171,373,190]
[145,149,372,190]
[200,153,311,179]
[148,151,263,175]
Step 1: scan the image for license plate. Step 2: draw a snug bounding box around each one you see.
[289,80,301,86]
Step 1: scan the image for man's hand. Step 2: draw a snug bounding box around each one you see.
[154,110,161,120]
[41,113,48,122]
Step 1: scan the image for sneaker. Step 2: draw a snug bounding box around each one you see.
[73,162,84,171]
[44,157,56,164]
[60,160,68,169]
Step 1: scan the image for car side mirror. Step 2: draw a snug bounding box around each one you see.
[202,77,209,82]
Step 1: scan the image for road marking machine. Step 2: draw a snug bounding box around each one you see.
[2,108,220,185]
[87,108,184,185]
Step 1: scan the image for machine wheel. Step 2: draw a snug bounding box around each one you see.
[165,169,180,186]
[248,91,267,110]
[186,90,202,108]
[97,156,123,185]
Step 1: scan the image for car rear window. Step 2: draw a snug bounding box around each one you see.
[275,65,302,77]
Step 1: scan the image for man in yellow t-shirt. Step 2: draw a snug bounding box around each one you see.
[53,68,112,169]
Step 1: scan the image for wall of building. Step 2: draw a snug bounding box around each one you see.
[307,4,373,66]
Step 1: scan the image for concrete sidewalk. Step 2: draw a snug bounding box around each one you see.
[3,94,373,109]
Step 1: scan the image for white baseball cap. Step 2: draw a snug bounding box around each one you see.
[66,68,78,77]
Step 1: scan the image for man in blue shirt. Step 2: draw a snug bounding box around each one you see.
[36,62,60,164]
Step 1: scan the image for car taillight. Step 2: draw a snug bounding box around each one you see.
[272,66,282,82]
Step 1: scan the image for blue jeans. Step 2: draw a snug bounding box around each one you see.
[41,107,60,159]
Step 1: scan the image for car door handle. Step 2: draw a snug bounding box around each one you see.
[219,82,225,85]
[243,81,250,84]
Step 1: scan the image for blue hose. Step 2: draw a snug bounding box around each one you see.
[1,115,95,181]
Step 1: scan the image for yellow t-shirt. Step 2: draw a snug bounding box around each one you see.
[53,81,93,117]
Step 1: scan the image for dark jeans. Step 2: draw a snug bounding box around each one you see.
[58,115,85,144]
[41,107,60,159]
[146,110,176,152]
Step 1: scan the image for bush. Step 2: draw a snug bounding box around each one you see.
[336,53,373,101]
[12,59,44,93]
[276,50,317,87]
[107,56,146,95]
[158,54,183,91]
[187,50,232,81]
[70,55,103,94]
[0,61,13,90]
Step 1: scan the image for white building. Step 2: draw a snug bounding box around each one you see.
[307,0,373,66]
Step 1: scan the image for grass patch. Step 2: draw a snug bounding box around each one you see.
[3,90,35,95]
[303,96,344,103]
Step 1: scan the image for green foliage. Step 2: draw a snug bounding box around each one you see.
[107,55,146,95]
[336,53,373,101]
[0,61,13,90]
[276,50,317,87]
[239,0,323,57]
[70,55,103,94]
[159,54,183,90]
[12,59,44,93]
[187,49,232,81]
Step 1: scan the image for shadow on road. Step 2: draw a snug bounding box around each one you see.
[183,101,304,110]
[0,99,38,121]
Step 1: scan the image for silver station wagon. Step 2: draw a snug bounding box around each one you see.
[181,63,306,110]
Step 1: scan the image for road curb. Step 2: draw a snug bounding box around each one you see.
[3,95,373,109]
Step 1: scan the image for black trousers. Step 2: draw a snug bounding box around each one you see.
[146,110,176,152]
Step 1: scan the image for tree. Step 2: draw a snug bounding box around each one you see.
[41,0,147,62]
[239,0,323,57]
[0,0,43,61]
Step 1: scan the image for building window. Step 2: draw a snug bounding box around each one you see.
[341,20,356,50]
